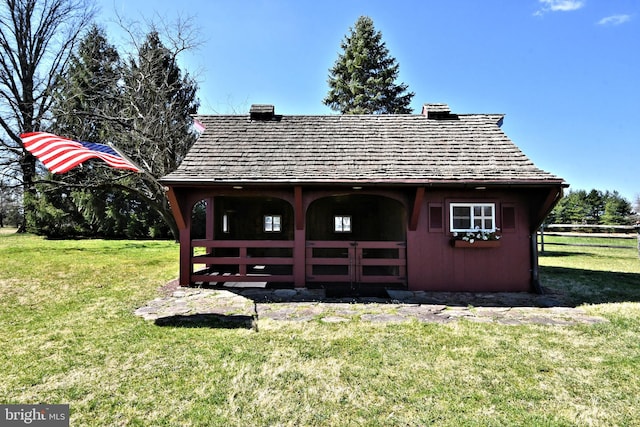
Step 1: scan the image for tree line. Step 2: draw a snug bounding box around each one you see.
[546,189,638,225]
[29,26,199,239]
[0,0,199,238]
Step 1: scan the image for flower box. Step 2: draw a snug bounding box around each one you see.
[451,239,501,248]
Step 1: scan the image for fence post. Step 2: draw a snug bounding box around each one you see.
[539,225,545,253]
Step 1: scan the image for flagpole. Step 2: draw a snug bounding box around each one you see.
[107,142,167,191]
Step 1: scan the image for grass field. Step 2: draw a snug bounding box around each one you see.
[1,232,639,426]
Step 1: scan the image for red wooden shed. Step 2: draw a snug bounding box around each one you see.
[160,104,566,293]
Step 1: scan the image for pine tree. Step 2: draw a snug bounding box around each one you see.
[53,25,123,142]
[117,31,200,239]
[122,31,199,177]
[37,25,152,238]
[324,16,414,114]
[36,27,200,239]
[547,189,635,225]
[601,191,634,225]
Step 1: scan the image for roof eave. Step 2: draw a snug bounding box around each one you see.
[160,177,567,188]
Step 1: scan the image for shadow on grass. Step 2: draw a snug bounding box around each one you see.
[540,250,580,258]
[541,250,634,261]
[541,266,640,306]
[154,313,256,329]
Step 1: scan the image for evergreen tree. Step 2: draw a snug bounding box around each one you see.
[547,190,588,224]
[601,191,634,225]
[33,25,155,238]
[35,25,128,237]
[324,16,414,114]
[35,27,199,239]
[117,30,200,239]
[122,31,199,177]
[585,189,605,223]
[53,25,123,141]
[548,189,635,225]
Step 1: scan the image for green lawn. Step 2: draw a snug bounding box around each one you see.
[1,233,639,426]
[539,234,640,306]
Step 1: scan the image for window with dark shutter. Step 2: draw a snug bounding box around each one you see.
[429,204,443,231]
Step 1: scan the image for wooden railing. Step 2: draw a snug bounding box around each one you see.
[305,240,406,284]
[190,239,295,283]
[187,239,408,285]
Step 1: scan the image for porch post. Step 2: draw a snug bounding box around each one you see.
[293,186,306,287]
[177,194,192,288]
[179,225,191,287]
[166,186,192,287]
[206,197,215,240]
[530,232,542,293]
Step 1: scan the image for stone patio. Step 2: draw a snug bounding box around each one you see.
[134,281,607,328]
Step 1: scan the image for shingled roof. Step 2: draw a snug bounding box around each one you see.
[161,105,564,186]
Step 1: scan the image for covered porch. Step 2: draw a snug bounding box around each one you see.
[167,185,413,292]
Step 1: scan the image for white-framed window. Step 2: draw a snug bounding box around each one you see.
[263,215,281,232]
[334,215,352,233]
[450,203,495,232]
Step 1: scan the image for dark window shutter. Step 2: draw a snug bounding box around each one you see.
[502,206,516,230]
[429,204,443,231]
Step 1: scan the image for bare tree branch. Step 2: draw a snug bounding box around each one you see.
[0,0,96,229]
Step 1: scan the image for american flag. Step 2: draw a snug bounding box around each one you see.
[20,132,141,174]
[193,119,206,133]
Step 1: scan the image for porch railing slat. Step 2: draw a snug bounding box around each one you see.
[190,239,408,286]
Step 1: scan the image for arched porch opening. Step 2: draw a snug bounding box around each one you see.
[214,196,294,241]
[190,199,208,239]
[189,195,295,285]
[305,194,407,288]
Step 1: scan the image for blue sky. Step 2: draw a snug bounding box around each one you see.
[97,0,639,203]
